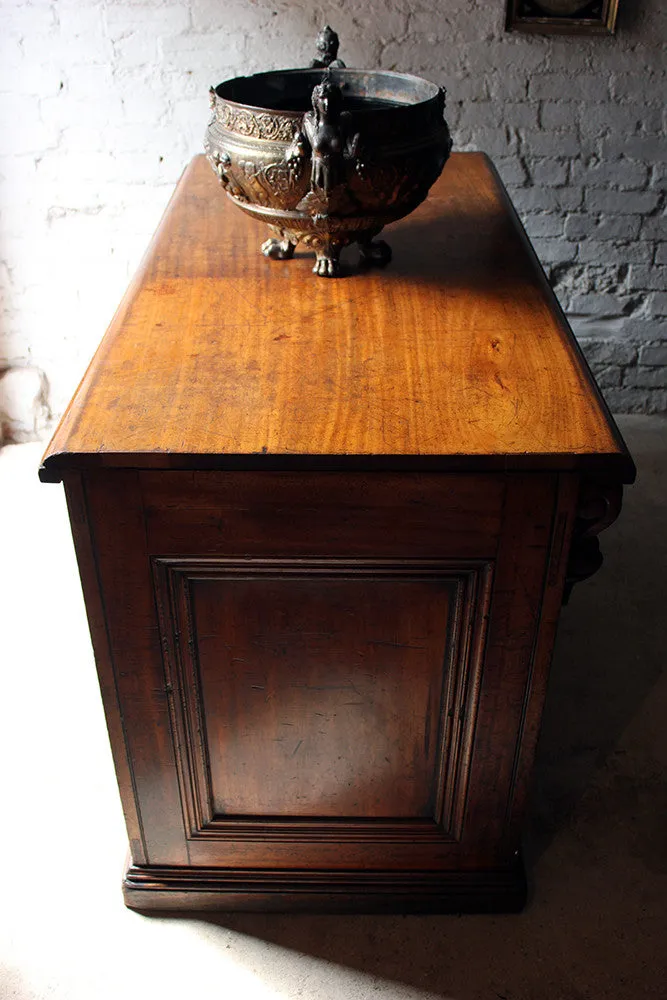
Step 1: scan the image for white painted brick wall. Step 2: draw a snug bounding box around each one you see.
[0,0,666,434]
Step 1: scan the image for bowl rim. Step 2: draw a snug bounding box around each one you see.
[212,66,443,118]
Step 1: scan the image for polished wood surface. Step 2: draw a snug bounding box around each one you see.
[41,153,633,482]
[191,573,454,818]
[46,156,632,912]
[75,468,561,888]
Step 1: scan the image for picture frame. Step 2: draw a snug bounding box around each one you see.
[505,0,619,35]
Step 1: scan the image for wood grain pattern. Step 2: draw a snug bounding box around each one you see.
[152,558,492,836]
[76,467,562,879]
[501,472,579,851]
[47,155,632,912]
[123,861,527,913]
[62,473,147,864]
[81,471,189,866]
[196,574,451,818]
[40,153,634,483]
[139,470,505,558]
[462,472,556,862]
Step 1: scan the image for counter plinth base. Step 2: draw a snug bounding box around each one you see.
[123,861,527,914]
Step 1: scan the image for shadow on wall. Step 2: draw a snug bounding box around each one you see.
[0,190,51,445]
[616,1,643,31]
[0,365,51,446]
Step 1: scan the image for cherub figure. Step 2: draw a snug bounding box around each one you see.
[309,25,346,69]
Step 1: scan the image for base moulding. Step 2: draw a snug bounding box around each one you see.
[123,860,527,913]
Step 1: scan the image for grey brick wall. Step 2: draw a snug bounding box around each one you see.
[0,0,665,423]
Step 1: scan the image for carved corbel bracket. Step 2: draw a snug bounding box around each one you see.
[563,480,623,604]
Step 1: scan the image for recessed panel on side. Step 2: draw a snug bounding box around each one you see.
[191,575,454,819]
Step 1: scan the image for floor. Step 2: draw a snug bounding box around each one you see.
[1,416,665,1000]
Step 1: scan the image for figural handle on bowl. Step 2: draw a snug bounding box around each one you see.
[292,75,362,208]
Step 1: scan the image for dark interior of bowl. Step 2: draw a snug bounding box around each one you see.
[215,68,440,115]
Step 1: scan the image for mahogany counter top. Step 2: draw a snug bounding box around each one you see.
[40,152,634,483]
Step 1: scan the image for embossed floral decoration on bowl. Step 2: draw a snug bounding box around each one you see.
[205,27,452,277]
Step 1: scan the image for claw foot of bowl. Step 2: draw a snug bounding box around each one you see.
[359,238,392,268]
[261,233,297,260]
[312,253,340,278]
